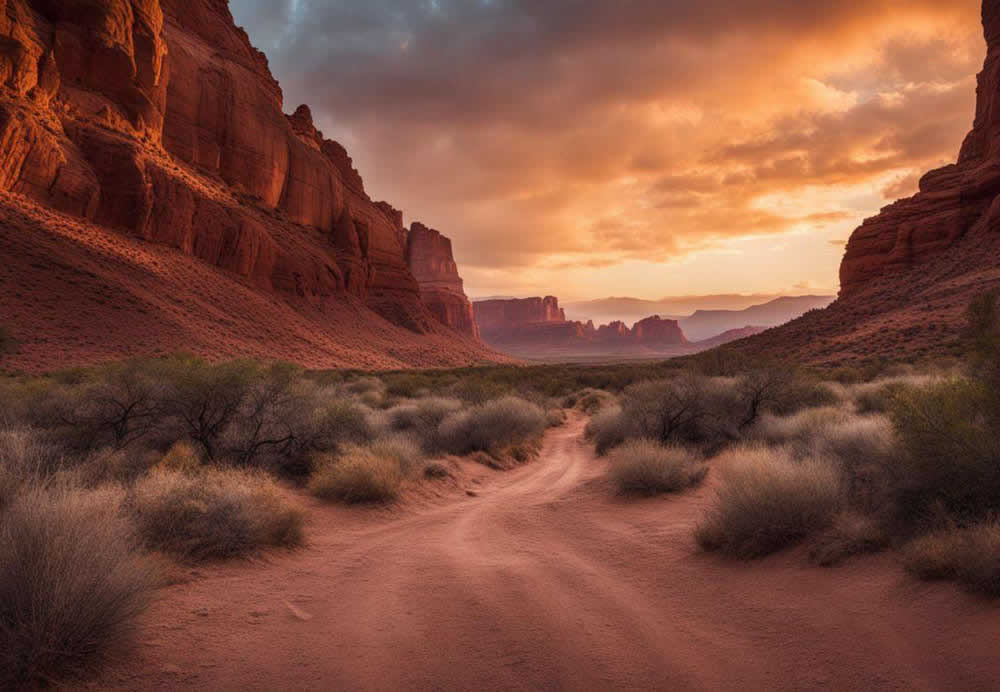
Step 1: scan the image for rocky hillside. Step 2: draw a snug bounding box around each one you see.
[726,0,1000,367]
[0,0,492,371]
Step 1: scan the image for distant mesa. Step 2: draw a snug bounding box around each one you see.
[0,0,492,371]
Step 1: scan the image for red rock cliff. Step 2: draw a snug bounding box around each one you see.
[840,0,1000,294]
[0,0,481,341]
[406,222,478,339]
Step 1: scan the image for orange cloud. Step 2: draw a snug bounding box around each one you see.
[230,0,983,298]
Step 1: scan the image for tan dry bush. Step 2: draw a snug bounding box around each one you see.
[368,434,426,477]
[696,446,841,559]
[309,447,403,504]
[156,441,201,474]
[0,484,158,688]
[809,511,889,567]
[903,522,1000,596]
[437,397,547,456]
[131,469,304,561]
[585,405,626,456]
[608,439,707,497]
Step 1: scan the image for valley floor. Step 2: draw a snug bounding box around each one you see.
[98,416,1000,691]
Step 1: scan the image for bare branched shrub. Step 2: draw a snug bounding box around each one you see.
[696,446,841,559]
[608,440,707,496]
[0,485,157,688]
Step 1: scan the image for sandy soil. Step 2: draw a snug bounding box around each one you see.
[95,416,1000,691]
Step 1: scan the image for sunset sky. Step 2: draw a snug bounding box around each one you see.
[230,0,984,301]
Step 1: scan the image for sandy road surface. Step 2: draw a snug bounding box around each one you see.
[98,416,1000,691]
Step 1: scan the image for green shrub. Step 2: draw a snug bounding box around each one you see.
[309,447,403,504]
[437,397,547,455]
[130,469,304,561]
[696,446,841,559]
[889,379,1000,525]
[903,522,1000,596]
[608,440,707,496]
[0,485,157,688]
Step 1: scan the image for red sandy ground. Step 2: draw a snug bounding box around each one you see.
[93,416,1000,691]
[0,192,505,373]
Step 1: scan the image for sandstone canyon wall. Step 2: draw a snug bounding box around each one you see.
[0,0,487,370]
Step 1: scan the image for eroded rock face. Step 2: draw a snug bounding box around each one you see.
[631,316,688,346]
[406,222,479,338]
[0,0,480,340]
[840,0,1000,294]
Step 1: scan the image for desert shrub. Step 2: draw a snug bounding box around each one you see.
[546,408,567,428]
[0,427,65,484]
[808,511,888,567]
[586,405,627,456]
[567,388,617,414]
[903,522,1000,596]
[0,485,157,688]
[156,441,201,474]
[386,397,463,450]
[367,435,425,477]
[159,359,258,461]
[608,440,707,496]
[852,381,907,414]
[309,447,403,504]
[423,461,451,479]
[617,376,742,453]
[888,379,1000,525]
[130,469,304,561]
[437,397,547,455]
[696,446,841,559]
[752,407,856,457]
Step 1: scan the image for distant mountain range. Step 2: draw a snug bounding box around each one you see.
[563,294,832,326]
[678,296,835,341]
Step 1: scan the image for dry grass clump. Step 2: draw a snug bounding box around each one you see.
[0,485,157,689]
[309,447,404,504]
[903,523,1000,596]
[156,440,201,473]
[608,440,707,497]
[130,469,304,561]
[808,511,889,567]
[696,446,841,559]
[437,396,547,455]
[367,435,426,477]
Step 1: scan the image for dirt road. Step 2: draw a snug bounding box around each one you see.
[102,416,1000,691]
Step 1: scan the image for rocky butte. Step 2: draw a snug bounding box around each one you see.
[0,0,492,370]
[726,0,1000,366]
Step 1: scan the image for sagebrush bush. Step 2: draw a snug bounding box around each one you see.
[386,397,463,451]
[903,523,1000,596]
[437,397,547,455]
[608,440,707,496]
[130,469,304,561]
[156,440,201,473]
[586,405,626,456]
[367,435,425,477]
[0,485,157,688]
[808,511,888,567]
[309,447,403,504]
[567,388,617,414]
[696,446,841,559]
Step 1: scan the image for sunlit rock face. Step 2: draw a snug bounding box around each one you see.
[840,0,1000,294]
[0,0,480,338]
